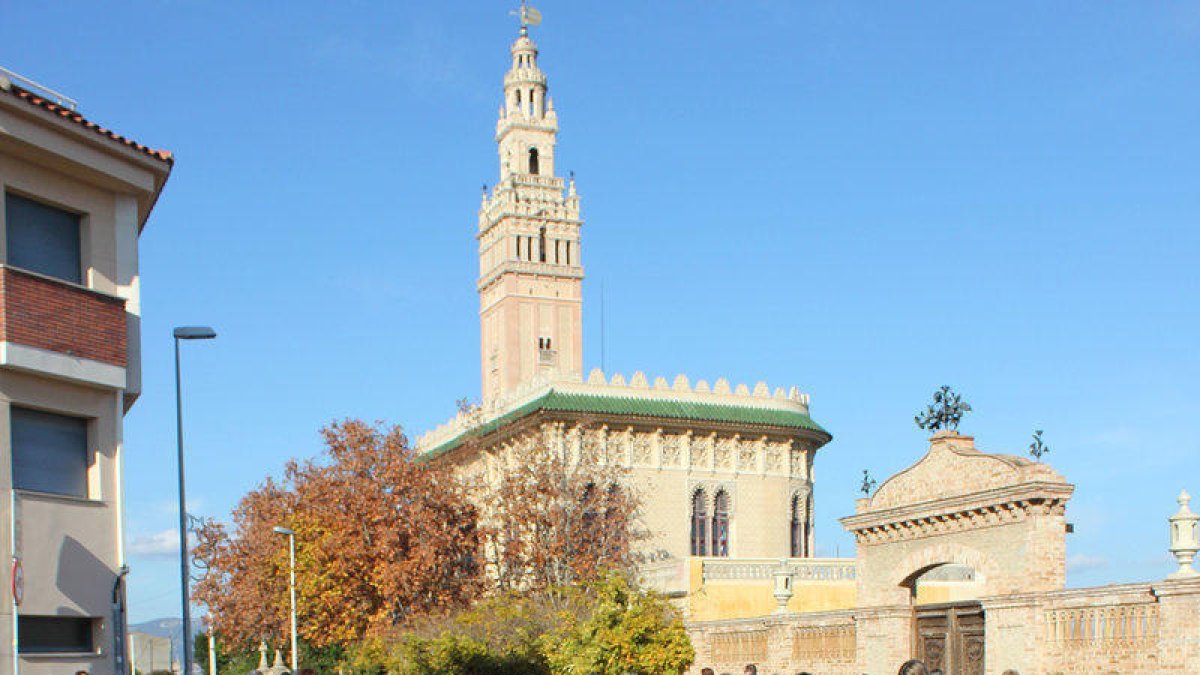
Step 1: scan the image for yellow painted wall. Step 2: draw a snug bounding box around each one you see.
[687,559,858,621]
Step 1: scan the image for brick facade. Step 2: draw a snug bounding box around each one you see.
[0,265,127,367]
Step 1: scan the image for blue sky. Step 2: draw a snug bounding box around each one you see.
[3,1,1198,623]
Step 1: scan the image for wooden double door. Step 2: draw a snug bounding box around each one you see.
[914,602,985,675]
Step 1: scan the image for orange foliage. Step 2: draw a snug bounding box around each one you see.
[192,420,481,648]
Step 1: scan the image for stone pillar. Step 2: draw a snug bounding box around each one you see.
[980,594,1040,675]
[772,560,793,614]
[1152,577,1200,672]
[854,605,912,673]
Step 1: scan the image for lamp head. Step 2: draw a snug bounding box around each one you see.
[173,326,217,340]
[273,526,295,536]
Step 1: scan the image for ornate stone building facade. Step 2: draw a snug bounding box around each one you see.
[420,21,1200,674]
[685,430,1200,674]
[418,25,832,595]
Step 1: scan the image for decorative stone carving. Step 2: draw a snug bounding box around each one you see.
[693,435,714,469]
[631,432,652,466]
[661,434,683,467]
[715,437,735,470]
[765,442,786,473]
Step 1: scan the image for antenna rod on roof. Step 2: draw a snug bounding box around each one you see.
[600,279,606,372]
[0,66,78,111]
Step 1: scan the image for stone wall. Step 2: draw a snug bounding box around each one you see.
[687,610,858,675]
[687,578,1200,674]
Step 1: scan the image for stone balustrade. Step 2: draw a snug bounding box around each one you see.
[1046,603,1158,647]
[702,558,857,583]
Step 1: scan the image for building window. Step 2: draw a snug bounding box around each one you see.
[529,147,540,175]
[17,616,95,654]
[790,494,806,557]
[690,489,707,556]
[538,227,547,262]
[5,192,82,284]
[11,406,89,498]
[712,490,730,557]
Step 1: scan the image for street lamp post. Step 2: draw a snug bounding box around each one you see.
[174,326,217,675]
[273,526,298,673]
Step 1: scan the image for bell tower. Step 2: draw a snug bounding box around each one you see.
[478,25,584,406]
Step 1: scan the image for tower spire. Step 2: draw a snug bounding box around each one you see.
[477,21,583,406]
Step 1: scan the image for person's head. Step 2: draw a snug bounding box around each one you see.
[744,665,758,675]
[701,669,715,675]
[898,660,929,675]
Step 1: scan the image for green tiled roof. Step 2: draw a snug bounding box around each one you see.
[420,389,829,462]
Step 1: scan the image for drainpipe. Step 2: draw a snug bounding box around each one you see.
[112,566,130,675]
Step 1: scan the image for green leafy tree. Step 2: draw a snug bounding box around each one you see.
[542,574,694,675]
[346,592,564,674]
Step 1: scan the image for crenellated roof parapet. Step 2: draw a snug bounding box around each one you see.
[416,369,819,455]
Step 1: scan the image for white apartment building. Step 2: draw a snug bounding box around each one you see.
[0,68,172,674]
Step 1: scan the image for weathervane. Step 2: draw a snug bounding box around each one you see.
[510,0,543,33]
[914,385,972,432]
[860,470,877,496]
[1029,429,1049,462]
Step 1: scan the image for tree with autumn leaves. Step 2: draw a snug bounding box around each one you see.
[192,420,481,650]
[192,418,691,673]
[485,440,642,594]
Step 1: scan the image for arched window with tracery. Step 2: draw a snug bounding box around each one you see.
[712,490,730,557]
[790,494,806,557]
[690,489,707,556]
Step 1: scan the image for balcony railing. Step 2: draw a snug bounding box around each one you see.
[0,265,127,368]
[701,558,857,583]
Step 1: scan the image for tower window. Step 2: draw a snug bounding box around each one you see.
[565,242,571,266]
[515,89,522,107]
[538,227,547,262]
[538,336,552,350]
[529,147,540,175]
[690,490,708,556]
[790,494,806,557]
[712,490,730,557]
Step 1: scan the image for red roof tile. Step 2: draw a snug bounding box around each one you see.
[4,85,173,164]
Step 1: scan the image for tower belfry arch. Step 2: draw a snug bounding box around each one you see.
[478,23,583,406]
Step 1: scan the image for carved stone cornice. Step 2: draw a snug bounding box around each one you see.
[841,482,1074,545]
